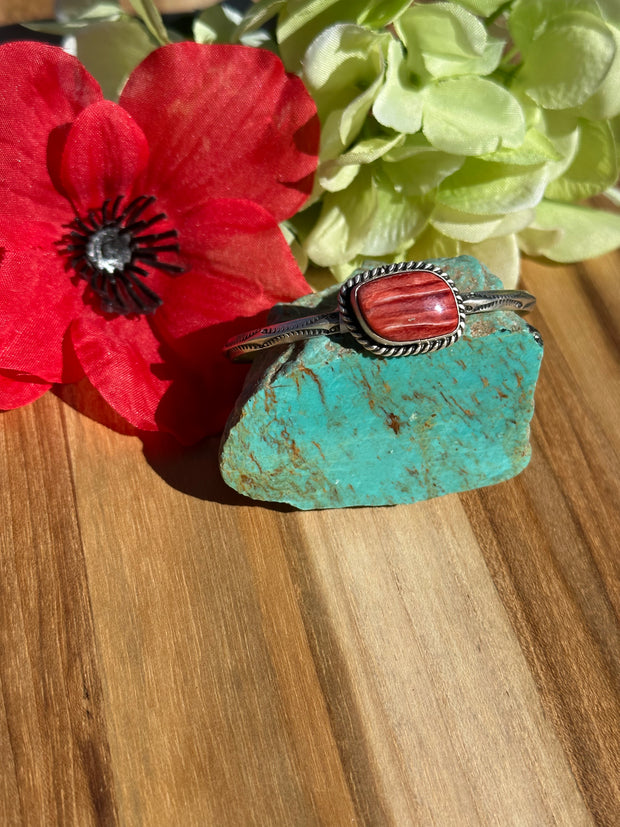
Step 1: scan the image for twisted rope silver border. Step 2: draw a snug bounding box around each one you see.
[337,260,467,358]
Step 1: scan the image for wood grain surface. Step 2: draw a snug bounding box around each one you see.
[0,0,53,25]
[1,245,619,825]
[0,0,219,25]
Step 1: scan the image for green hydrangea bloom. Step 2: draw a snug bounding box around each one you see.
[285,0,620,285]
[43,0,620,286]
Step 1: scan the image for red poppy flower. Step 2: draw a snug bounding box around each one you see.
[0,41,318,443]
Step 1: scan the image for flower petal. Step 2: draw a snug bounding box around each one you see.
[153,198,311,341]
[119,42,319,222]
[54,377,149,438]
[545,119,618,202]
[395,4,504,79]
[304,168,379,266]
[302,24,390,155]
[382,135,463,196]
[521,200,620,262]
[0,370,51,410]
[460,234,521,289]
[437,158,551,215]
[147,198,312,434]
[423,77,525,155]
[71,313,212,444]
[516,10,615,109]
[60,99,150,213]
[0,220,85,382]
[373,39,424,134]
[0,41,102,222]
[153,316,253,438]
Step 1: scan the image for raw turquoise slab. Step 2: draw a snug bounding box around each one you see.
[219,256,543,510]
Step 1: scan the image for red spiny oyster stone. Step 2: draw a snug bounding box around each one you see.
[355,270,459,343]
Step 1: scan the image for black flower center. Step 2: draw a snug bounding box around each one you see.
[63,194,184,316]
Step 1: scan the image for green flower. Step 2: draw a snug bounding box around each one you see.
[302,23,391,169]
[42,0,620,285]
[289,0,620,285]
[508,0,618,112]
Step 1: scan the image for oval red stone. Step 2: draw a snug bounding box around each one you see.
[354,270,459,343]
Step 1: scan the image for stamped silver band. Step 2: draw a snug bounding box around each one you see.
[224,260,535,361]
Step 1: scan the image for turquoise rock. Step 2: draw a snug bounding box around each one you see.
[219,256,543,510]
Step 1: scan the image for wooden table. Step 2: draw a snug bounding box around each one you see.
[0,0,218,26]
[1,247,618,825]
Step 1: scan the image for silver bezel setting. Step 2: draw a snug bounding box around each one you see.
[337,260,467,357]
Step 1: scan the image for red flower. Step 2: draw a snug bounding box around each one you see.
[0,41,318,443]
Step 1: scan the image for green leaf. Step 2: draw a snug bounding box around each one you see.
[128,0,169,45]
[522,200,620,261]
[194,5,237,43]
[545,119,618,200]
[25,1,121,33]
[68,0,122,19]
[518,11,616,109]
[74,18,154,100]
[423,77,525,155]
[193,3,277,48]
[372,39,424,134]
[234,0,285,37]
[437,158,550,213]
[24,20,74,35]
[396,3,505,79]
[430,205,535,242]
